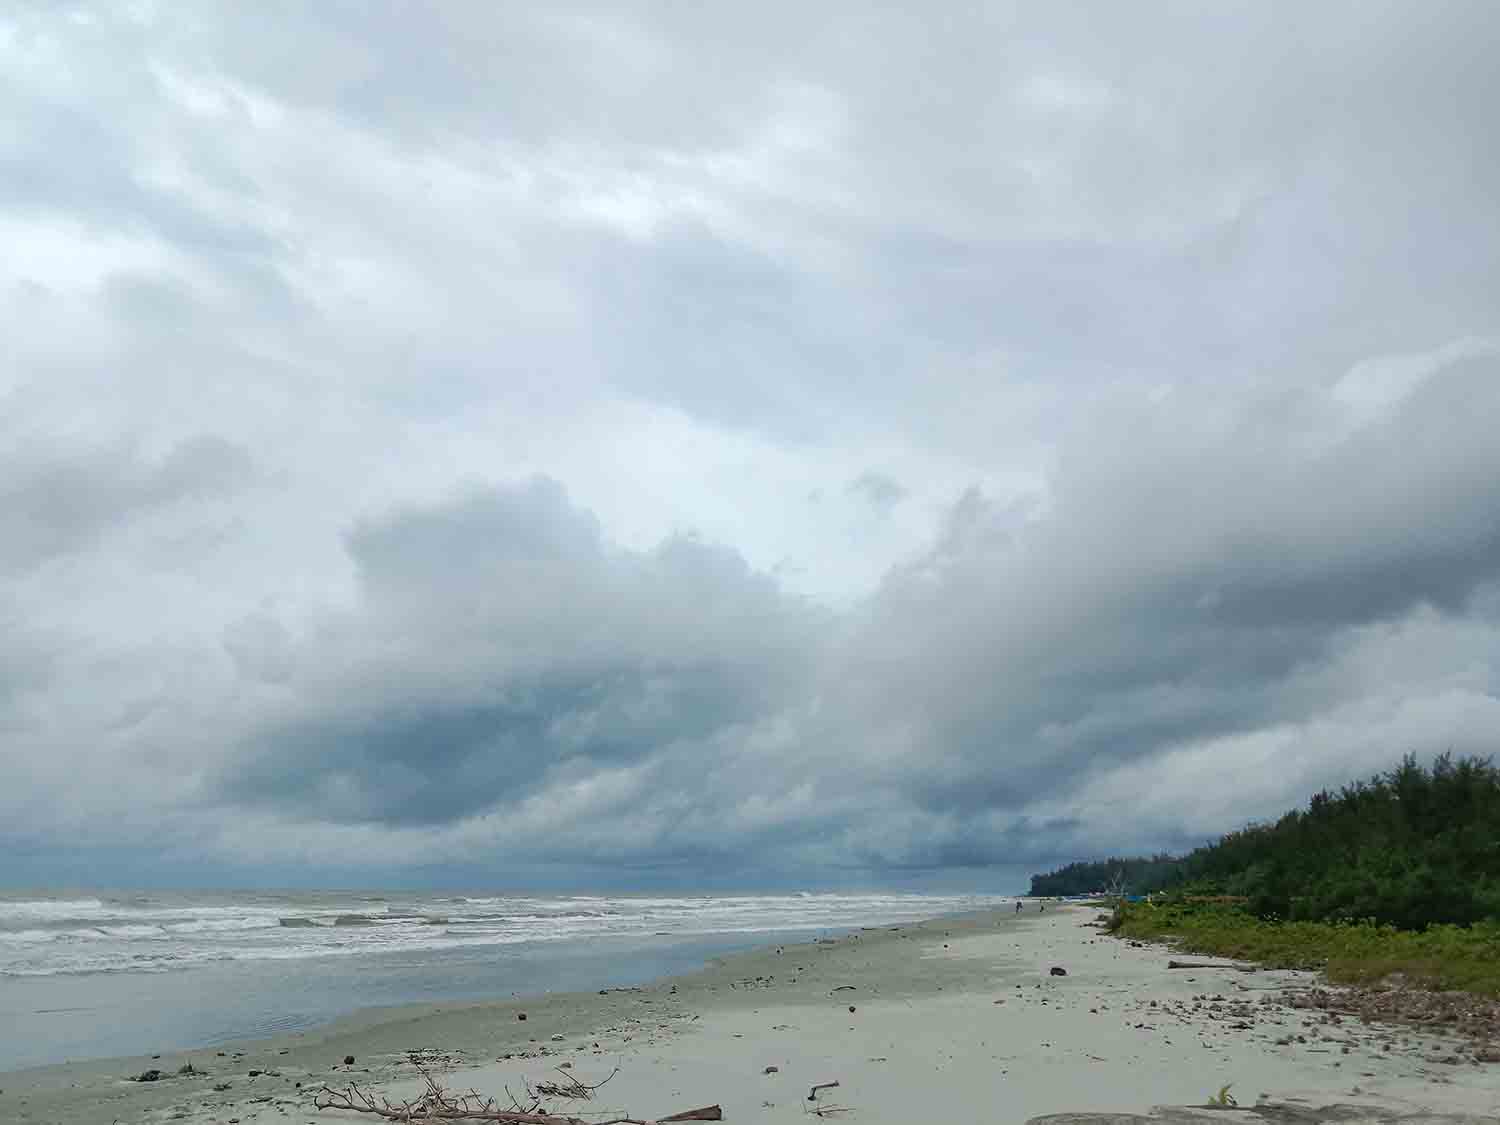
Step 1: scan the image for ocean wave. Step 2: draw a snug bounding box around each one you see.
[0,898,109,922]
[1,891,1008,978]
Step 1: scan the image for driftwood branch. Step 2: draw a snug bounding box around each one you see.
[1166,959,1258,972]
[314,1068,721,1123]
[530,1066,619,1100]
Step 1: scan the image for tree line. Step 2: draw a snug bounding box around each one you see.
[1028,753,1500,929]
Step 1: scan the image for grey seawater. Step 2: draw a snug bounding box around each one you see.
[0,929,807,1072]
[0,888,1008,1071]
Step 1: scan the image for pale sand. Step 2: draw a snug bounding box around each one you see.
[5,905,1499,1123]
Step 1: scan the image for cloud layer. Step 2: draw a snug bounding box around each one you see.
[3,2,1498,888]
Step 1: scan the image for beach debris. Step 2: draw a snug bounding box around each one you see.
[131,1068,163,1082]
[344,1054,356,1065]
[1050,966,1068,976]
[764,1065,780,1074]
[530,1065,618,1100]
[317,1067,721,1122]
[848,1005,857,1013]
[830,985,856,993]
[805,1080,849,1118]
[518,1012,527,1020]
[1167,959,1257,972]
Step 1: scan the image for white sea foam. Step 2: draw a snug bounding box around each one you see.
[0,890,1009,977]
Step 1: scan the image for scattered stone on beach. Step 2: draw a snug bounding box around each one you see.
[343,1054,355,1065]
[848,1005,857,1013]
[764,1065,779,1074]
[1050,966,1068,976]
[551,1034,566,1041]
[132,1069,163,1082]
[517,1012,527,1020]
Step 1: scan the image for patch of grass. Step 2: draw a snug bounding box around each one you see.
[1113,900,1500,996]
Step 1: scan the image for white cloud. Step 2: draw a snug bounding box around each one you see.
[3,1,1499,887]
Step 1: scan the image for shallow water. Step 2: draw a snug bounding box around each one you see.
[0,889,1006,1070]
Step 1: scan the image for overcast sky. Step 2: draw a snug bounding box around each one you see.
[4,2,1499,891]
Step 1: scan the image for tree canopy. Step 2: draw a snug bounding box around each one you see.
[1029,754,1500,929]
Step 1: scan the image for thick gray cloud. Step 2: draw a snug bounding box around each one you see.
[2,2,1498,887]
[215,477,818,830]
[0,437,254,574]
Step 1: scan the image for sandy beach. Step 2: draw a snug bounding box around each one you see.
[5,904,1499,1124]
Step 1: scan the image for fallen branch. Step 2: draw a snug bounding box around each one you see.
[314,1069,721,1123]
[1167,960,1258,972]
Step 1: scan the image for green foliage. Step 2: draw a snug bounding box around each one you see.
[1207,1084,1237,1107]
[1028,853,1187,897]
[1174,753,1500,929]
[1035,753,1500,930]
[1114,900,1500,995]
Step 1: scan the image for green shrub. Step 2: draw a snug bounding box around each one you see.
[1115,900,1500,995]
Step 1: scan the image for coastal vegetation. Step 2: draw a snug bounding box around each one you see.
[1033,753,1500,994]
[1110,900,1500,995]
[1028,855,1186,898]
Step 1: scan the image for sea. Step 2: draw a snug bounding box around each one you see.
[0,888,1009,1072]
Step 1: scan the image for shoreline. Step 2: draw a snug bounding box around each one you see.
[7,904,1500,1123]
[0,905,1009,1121]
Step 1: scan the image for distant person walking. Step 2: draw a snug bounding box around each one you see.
[1015,901,1022,914]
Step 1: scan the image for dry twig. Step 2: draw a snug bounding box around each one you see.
[531,1066,618,1100]
[314,1067,720,1123]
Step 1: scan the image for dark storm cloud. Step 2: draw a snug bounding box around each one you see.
[833,351,1500,837]
[200,348,1500,872]
[211,478,820,829]
[3,1,1499,884]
